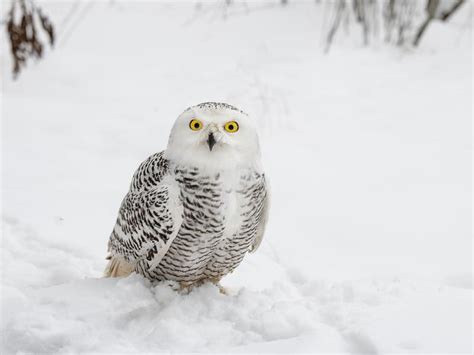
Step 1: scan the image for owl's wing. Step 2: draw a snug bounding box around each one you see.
[105,152,183,275]
[249,176,270,253]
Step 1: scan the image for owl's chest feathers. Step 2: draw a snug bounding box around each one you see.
[146,164,264,281]
[174,168,246,243]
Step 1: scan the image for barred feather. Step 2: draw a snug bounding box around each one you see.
[107,151,268,283]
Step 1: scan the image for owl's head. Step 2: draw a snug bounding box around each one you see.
[165,102,262,172]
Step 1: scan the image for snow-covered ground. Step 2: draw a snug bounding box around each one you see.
[1,1,472,353]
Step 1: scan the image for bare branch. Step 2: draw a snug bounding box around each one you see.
[440,0,465,21]
[413,0,439,46]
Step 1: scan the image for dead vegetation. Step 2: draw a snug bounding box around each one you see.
[6,0,55,78]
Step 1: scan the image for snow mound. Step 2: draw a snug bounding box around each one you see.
[4,269,470,353]
[2,216,471,353]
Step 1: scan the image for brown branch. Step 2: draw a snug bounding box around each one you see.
[6,0,55,78]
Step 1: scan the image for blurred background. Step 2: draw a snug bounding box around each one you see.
[1,0,472,353]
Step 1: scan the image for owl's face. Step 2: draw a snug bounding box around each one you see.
[165,103,261,171]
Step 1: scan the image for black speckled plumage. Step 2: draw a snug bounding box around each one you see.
[108,151,268,284]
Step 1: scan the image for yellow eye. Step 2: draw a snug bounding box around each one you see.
[189,119,203,131]
[224,121,239,133]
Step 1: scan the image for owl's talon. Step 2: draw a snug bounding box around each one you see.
[217,284,228,295]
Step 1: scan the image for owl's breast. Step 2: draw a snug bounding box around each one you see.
[147,166,263,282]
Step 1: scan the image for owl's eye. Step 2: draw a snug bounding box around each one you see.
[189,119,203,131]
[224,121,239,133]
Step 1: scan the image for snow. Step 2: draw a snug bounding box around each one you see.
[1,1,472,353]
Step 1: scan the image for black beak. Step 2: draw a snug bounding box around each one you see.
[207,132,216,151]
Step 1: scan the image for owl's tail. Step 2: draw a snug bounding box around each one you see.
[103,255,134,278]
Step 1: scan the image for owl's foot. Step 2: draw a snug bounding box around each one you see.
[216,284,229,295]
[173,279,228,295]
[176,280,208,294]
[174,281,193,294]
[208,277,228,295]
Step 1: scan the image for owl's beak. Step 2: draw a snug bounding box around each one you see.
[207,132,216,151]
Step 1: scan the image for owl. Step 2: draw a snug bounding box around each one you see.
[105,102,269,290]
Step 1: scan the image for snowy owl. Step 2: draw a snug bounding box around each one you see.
[105,102,269,290]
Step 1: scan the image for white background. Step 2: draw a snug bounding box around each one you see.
[1,1,472,353]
